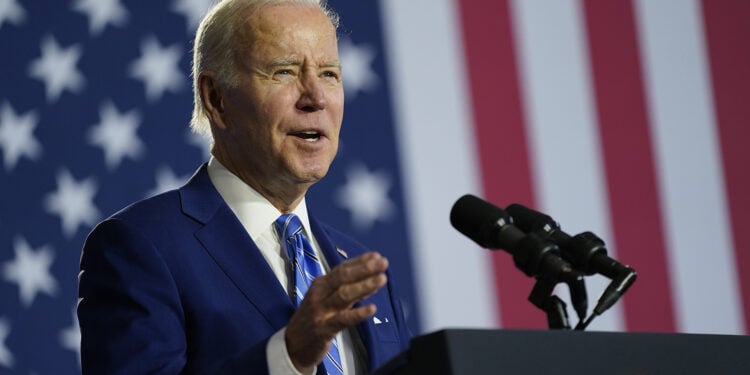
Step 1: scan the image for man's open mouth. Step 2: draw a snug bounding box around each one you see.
[293,131,321,142]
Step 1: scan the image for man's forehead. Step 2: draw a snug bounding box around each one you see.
[246,3,334,33]
[238,5,338,57]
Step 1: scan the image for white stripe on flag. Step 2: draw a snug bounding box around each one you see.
[634,0,744,334]
[380,0,499,331]
[510,0,624,331]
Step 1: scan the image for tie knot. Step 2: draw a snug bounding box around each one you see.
[274,213,303,242]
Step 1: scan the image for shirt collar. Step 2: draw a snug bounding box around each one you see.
[206,157,313,240]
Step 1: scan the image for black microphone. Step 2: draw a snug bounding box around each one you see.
[505,203,636,315]
[450,195,579,283]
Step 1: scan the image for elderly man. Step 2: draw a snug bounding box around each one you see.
[77,0,411,374]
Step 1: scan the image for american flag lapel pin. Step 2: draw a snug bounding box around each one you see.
[336,247,348,259]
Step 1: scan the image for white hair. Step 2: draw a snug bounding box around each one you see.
[189,0,340,136]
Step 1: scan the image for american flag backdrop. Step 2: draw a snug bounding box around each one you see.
[0,0,748,373]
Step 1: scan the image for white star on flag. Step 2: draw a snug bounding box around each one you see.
[1,237,58,308]
[59,309,81,368]
[129,36,186,102]
[146,165,190,198]
[87,101,144,170]
[0,0,25,28]
[339,38,378,100]
[44,169,100,238]
[336,163,394,230]
[0,102,41,171]
[171,0,213,31]
[28,36,85,103]
[0,317,13,369]
[73,0,129,36]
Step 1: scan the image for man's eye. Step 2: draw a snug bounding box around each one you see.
[322,71,340,79]
[276,69,292,75]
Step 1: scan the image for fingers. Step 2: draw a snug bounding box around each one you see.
[284,304,378,370]
[284,252,388,370]
[329,252,389,286]
[307,252,388,308]
[334,303,377,327]
[329,272,387,308]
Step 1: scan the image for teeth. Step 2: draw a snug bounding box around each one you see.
[295,131,320,141]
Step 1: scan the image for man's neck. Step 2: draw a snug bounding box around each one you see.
[210,150,309,213]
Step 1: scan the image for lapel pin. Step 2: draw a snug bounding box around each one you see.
[336,247,348,259]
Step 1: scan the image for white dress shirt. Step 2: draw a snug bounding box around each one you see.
[207,157,365,374]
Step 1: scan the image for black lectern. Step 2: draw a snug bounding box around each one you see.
[373,329,750,375]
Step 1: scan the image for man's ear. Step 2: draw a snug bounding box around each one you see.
[198,72,227,129]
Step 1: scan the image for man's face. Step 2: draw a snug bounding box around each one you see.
[217,4,343,195]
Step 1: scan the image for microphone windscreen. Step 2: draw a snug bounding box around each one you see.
[506,203,556,232]
[450,194,510,248]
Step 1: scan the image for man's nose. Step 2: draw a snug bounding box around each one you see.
[296,74,327,112]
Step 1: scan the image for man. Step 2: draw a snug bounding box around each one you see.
[77,0,411,373]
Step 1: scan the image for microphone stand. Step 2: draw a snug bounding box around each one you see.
[574,267,637,330]
[503,203,637,329]
[528,270,588,330]
[450,196,636,331]
[510,232,589,330]
[528,277,570,329]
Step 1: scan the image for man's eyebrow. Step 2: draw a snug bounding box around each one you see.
[266,58,301,68]
[320,61,341,69]
[264,59,341,69]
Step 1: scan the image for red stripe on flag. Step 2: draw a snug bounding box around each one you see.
[457,0,544,328]
[701,0,750,333]
[582,0,677,331]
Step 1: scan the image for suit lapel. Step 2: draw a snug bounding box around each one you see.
[310,216,348,270]
[311,217,383,370]
[180,164,295,331]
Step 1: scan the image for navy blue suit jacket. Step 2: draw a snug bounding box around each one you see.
[78,164,411,374]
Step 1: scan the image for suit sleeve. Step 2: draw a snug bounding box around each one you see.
[78,218,272,374]
[78,218,188,374]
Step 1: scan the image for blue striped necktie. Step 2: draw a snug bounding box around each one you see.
[275,214,344,375]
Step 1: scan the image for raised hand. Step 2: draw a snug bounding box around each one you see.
[285,251,389,371]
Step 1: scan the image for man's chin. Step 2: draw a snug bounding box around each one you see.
[290,166,330,186]
[294,171,327,185]
[292,158,334,179]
